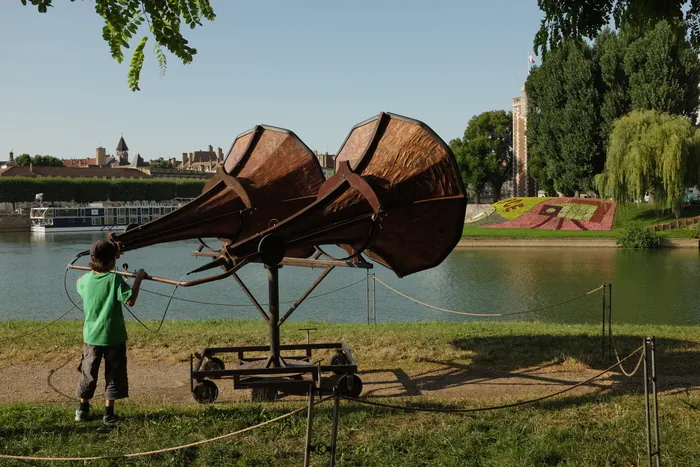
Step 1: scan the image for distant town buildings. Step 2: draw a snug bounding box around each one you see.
[5,136,339,181]
[512,85,535,197]
[61,136,146,170]
[314,151,336,178]
[0,151,15,169]
[171,145,224,172]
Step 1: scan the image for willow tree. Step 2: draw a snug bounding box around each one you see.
[597,110,700,216]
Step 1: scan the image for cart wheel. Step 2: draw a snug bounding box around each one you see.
[339,375,363,398]
[202,357,225,371]
[330,353,350,375]
[251,387,278,402]
[192,380,219,404]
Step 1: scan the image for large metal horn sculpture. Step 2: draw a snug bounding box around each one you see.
[226,112,467,277]
[109,125,325,254]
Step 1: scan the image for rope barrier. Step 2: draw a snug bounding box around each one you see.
[342,345,644,414]
[0,405,309,462]
[140,276,368,308]
[610,335,646,377]
[374,277,604,317]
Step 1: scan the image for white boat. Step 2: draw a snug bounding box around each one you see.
[30,199,192,233]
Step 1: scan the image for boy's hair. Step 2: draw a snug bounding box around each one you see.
[89,240,117,273]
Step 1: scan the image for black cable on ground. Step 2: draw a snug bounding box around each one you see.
[0,266,82,344]
[122,273,186,334]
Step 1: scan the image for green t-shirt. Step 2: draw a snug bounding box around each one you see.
[77,272,132,346]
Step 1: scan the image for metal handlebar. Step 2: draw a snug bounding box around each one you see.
[66,263,243,287]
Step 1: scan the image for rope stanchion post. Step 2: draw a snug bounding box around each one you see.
[365,271,377,325]
[303,382,315,467]
[601,283,606,361]
[608,284,613,360]
[329,376,345,467]
[643,336,661,467]
[601,283,613,361]
[366,270,370,325]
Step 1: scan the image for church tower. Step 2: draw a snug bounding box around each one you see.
[116,135,129,162]
[512,85,534,197]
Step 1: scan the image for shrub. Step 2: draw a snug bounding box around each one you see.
[616,225,662,248]
[0,177,206,203]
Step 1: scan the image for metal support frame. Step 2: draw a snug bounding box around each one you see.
[189,255,372,401]
[602,283,612,361]
[643,337,661,467]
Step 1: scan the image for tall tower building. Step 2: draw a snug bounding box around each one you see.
[512,85,534,197]
[96,146,106,166]
[116,135,129,162]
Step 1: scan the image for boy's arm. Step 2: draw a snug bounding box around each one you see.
[125,269,147,306]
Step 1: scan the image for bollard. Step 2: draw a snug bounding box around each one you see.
[643,337,661,467]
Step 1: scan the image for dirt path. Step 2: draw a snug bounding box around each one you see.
[1,358,697,405]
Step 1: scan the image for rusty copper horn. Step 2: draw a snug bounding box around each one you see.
[226,112,468,278]
[108,125,325,255]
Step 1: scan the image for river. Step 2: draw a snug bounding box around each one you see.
[0,232,698,325]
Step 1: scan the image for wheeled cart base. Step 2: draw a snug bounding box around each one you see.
[186,254,371,404]
[190,342,362,403]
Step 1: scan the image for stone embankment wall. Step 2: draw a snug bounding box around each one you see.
[457,237,699,248]
[0,215,30,232]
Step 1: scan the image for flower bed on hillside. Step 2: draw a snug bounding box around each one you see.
[485,198,617,231]
[492,197,554,219]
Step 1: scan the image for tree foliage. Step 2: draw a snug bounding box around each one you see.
[527,21,700,195]
[20,0,215,91]
[147,158,174,169]
[623,21,700,120]
[450,110,513,203]
[526,40,602,195]
[14,154,63,166]
[596,110,700,215]
[534,0,700,54]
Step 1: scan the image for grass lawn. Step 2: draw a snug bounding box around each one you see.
[1,394,698,466]
[462,202,700,239]
[0,321,698,465]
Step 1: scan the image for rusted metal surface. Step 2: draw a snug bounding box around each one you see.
[226,112,467,277]
[109,125,325,253]
[67,263,241,287]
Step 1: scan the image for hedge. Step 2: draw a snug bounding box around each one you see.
[0,177,206,203]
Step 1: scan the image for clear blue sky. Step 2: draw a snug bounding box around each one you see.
[0,1,543,161]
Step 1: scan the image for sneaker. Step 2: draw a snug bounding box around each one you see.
[103,413,120,425]
[75,409,90,422]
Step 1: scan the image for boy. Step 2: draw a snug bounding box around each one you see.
[75,239,147,424]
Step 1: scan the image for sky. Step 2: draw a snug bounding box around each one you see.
[0,1,544,161]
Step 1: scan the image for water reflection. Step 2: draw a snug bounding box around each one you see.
[0,232,698,325]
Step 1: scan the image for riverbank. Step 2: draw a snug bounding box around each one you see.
[0,214,29,232]
[0,321,697,465]
[457,236,700,248]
